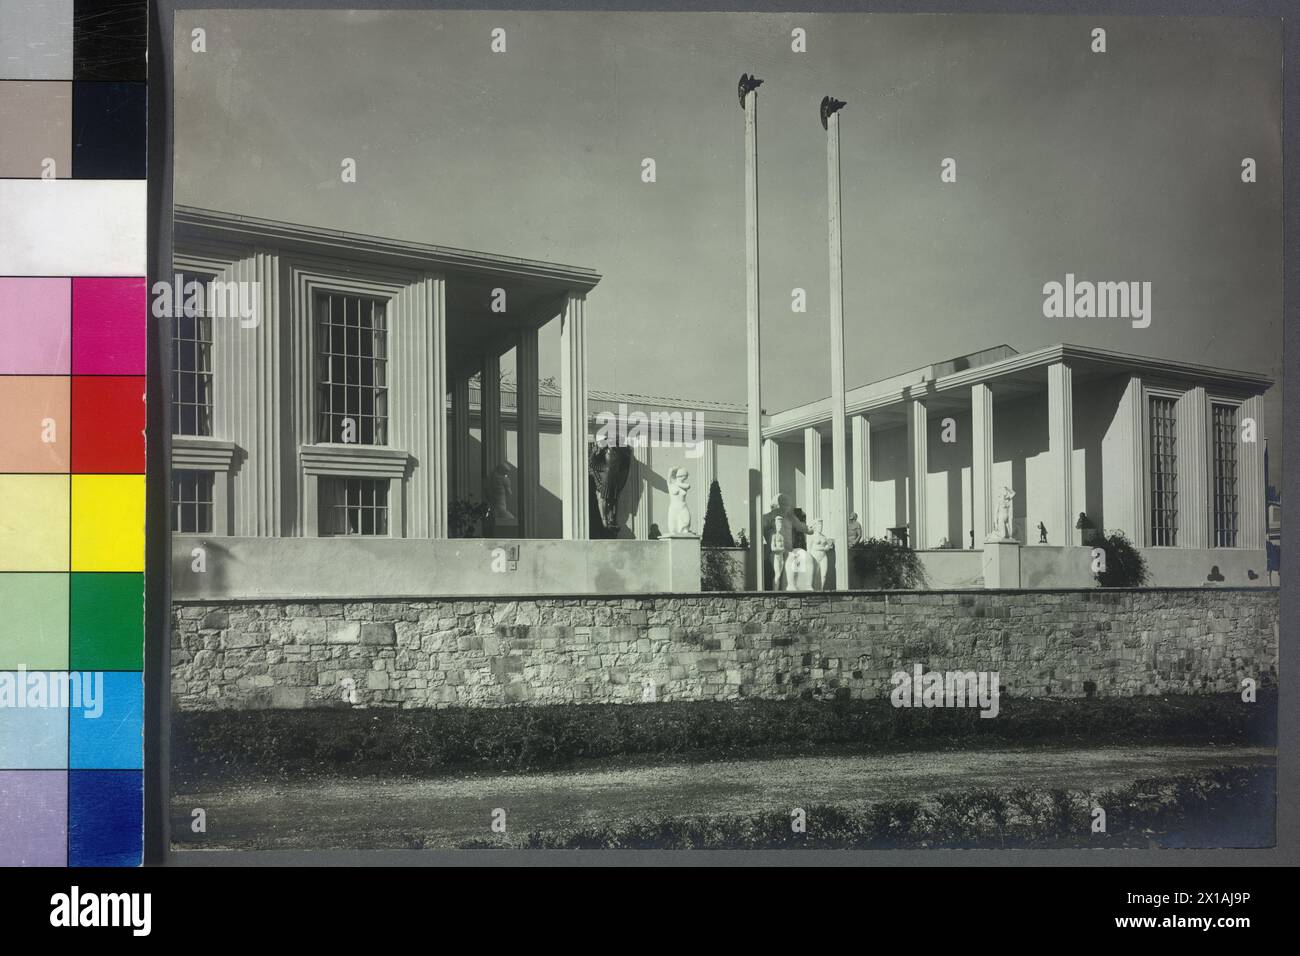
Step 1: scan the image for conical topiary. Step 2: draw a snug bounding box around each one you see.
[701,479,735,547]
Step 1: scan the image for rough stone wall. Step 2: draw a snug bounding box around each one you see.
[171,589,1279,711]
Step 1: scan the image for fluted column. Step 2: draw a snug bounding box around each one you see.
[515,327,540,537]
[450,372,471,502]
[1047,362,1074,545]
[907,399,928,548]
[560,292,589,539]
[1240,395,1265,549]
[479,353,503,500]
[762,438,780,510]
[971,384,993,546]
[1102,375,1146,546]
[218,250,282,536]
[803,427,822,523]
[851,415,871,542]
[388,274,448,538]
[631,439,651,540]
[1176,385,1209,548]
[696,437,716,523]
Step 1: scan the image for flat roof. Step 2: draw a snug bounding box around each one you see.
[765,342,1274,438]
[174,205,601,291]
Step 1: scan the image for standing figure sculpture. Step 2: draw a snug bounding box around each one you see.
[989,486,1016,541]
[770,515,787,590]
[666,467,694,535]
[486,464,515,527]
[847,512,864,547]
[588,444,633,534]
[807,518,834,590]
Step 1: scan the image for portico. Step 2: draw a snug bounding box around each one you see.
[760,343,1271,587]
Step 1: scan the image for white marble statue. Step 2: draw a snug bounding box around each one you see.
[666,467,694,534]
[807,518,833,590]
[487,464,515,525]
[770,515,787,590]
[988,485,1015,541]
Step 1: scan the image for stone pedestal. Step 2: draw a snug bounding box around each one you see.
[982,538,1021,589]
[662,534,702,592]
[785,549,816,591]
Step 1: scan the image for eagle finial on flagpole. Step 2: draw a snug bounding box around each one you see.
[820,95,847,129]
[738,73,764,108]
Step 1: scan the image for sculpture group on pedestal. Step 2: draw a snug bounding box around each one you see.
[765,494,844,591]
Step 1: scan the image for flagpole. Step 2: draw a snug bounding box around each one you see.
[740,74,764,590]
[822,95,851,590]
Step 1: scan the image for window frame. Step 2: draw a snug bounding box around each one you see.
[171,270,216,438]
[318,476,391,537]
[1209,396,1245,548]
[1144,387,1181,548]
[171,469,215,534]
[312,289,390,446]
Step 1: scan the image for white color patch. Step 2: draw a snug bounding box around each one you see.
[0,181,147,275]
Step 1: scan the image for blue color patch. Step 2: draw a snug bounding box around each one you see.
[68,769,142,866]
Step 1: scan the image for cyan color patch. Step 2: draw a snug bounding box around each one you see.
[69,670,142,769]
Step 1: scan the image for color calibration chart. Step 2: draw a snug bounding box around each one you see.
[0,0,147,866]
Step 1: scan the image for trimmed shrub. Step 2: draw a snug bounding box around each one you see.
[849,537,927,589]
[700,479,735,547]
[1093,530,1149,587]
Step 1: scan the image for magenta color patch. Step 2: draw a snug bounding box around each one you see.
[71,277,146,374]
[0,277,71,373]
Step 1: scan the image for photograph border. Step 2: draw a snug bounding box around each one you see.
[146,0,1300,866]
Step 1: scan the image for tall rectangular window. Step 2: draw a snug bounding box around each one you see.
[319,477,389,536]
[172,272,214,436]
[172,470,214,533]
[1212,403,1239,547]
[315,292,387,445]
[1149,396,1178,546]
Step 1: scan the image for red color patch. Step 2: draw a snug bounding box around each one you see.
[71,376,145,473]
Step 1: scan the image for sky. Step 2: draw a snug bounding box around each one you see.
[174,10,1283,471]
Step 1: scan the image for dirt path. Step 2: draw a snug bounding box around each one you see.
[172,745,1274,850]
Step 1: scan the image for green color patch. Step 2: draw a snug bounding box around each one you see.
[70,572,143,669]
[0,572,68,669]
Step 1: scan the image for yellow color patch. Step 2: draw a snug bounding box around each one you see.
[0,474,69,570]
[71,474,144,572]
